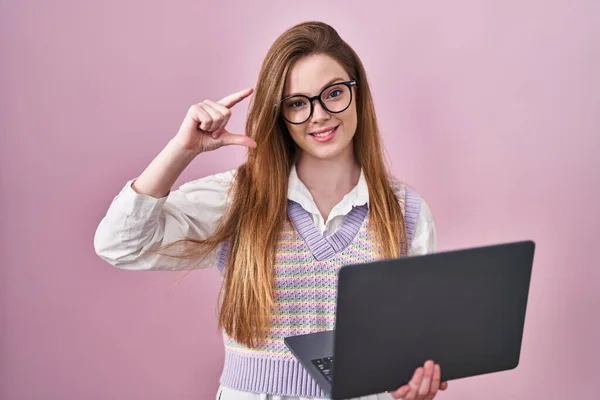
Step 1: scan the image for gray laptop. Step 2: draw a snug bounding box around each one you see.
[284,240,535,399]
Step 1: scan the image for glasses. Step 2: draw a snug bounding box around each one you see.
[278,80,356,124]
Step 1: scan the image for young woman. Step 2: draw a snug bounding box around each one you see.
[94,21,448,400]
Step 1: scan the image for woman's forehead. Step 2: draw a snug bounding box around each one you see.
[284,54,349,97]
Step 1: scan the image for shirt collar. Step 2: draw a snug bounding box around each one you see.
[287,164,369,213]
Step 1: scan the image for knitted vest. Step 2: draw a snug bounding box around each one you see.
[216,184,421,397]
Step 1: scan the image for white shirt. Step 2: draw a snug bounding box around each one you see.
[94,166,436,271]
[93,166,437,399]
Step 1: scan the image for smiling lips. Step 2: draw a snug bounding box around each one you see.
[309,125,339,142]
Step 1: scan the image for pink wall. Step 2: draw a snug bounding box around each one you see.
[1,1,598,399]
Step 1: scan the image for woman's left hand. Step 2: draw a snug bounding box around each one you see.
[390,360,448,399]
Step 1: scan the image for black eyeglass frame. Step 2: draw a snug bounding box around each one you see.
[277,80,357,125]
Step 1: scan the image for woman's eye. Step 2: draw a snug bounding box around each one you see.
[286,99,306,109]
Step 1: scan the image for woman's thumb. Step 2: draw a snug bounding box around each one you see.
[220,131,257,148]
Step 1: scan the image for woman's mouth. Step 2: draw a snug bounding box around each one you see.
[309,125,338,142]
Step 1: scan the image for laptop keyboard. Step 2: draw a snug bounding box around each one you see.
[311,357,334,381]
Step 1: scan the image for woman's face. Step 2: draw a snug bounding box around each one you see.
[281,54,358,162]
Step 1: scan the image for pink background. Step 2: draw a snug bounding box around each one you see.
[1,1,598,399]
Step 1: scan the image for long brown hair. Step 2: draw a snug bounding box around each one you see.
[162,21,406,348]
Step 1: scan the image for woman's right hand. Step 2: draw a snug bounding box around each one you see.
[173,88,257,154]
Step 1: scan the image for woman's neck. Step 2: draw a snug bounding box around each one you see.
[295,147,361,219]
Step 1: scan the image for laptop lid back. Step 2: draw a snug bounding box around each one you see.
[330,240,535,399]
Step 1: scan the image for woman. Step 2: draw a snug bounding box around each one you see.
[94,21,448,400]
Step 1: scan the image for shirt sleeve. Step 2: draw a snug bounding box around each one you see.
[93,170,235,271]
[408,197,437,256]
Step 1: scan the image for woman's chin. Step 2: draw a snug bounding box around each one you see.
[303,143,353,161]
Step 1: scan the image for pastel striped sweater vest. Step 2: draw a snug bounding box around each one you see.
[216,183,421,398]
